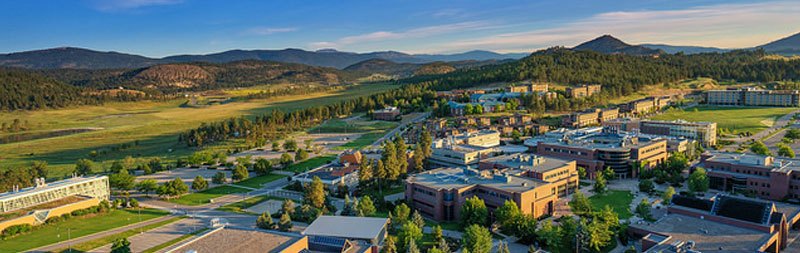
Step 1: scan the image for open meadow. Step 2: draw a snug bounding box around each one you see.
[651,105,796,134]
[0,83,395,177]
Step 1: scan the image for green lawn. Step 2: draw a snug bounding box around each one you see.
[53,216,184,253]
[217,195,288,214]
[234,173,288,188]
[283,155,336,173]
[651,105,796,134]
[168,185,251,206]
[333,132,386,151]
[588,190,634,219]
[0,208,169,253]
[308,117,397,133]
[0,83,396,178]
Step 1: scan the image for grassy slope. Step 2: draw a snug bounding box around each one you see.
[0,208,169,253]
[0,83,395,177]
[234,173,288,188]
[651,105,796,133]
[282,155,336,173]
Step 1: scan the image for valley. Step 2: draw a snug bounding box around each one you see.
[0,83,395,176]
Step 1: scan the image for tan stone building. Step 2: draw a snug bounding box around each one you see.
[566,84,602,98]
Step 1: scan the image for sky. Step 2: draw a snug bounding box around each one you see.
[1,0,799,57]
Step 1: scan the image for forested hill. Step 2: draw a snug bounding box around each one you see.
[38,60,361,92]
[402,48,800,96]
[0,68,98,110]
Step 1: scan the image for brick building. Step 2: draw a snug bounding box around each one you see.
[700,152,800,201]
[603,118,717,146]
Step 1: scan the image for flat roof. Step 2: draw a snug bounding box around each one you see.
[703,152,800,173]
[482,154,573,174]
[407,167,547,192]
[632,214,771,252]
[171,227,303,253]
[0,176,107,202]
[302,215,389,241]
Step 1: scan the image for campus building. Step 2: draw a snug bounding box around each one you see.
[452,129,501,148]
[0,176,109,213]
[619,96,671,115]
[705,87,800,107]
[405,163,574,222]
[562,108,619,128]
[447,101,506,116]
[566,84,602,98]
[428,139,498,167]
[295,163,358,191]
[372,106,401,121]
[479,154,579,198]
[505,82,549,93]
[303,216,390,247]
[699,152,800,201]
[169,226,378,253]
[523,127,668,178]
[603,118,717,146]
[629,194,800,253]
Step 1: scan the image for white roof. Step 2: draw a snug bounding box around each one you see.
[302,215,389,240]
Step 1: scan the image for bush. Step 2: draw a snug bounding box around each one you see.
[46,216,64,224]
[2,224,32,238]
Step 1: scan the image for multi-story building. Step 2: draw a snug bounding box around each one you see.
[699,152,800,201]
[562,108,619,128]
[523,127,668,178]
[295,163,359,191]
[705,87,800,107]
[451,129,501,148]
[372,107,401,121]
[429,139,498,167]
[0,176,109,213]
[505,82,549,93]
[629,194,800,253]
[447,101,506,116]
[405,165,571,222]
[566,84,602,98]
[620,96,671,115]
[603,118,717,146]
[479,154,579,198]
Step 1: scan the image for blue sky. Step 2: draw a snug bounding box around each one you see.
[1,0,798,57]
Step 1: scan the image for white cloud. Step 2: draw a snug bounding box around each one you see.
[309,21,497,50]
[419,1,800,53]
[91,0,183,11]
[245,27,298,36]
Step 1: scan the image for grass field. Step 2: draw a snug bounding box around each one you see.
[282,155,336,173]
[217,195,288,214]
[0,208,169,253]
[53,216,184,253]
[308,117,397,133]
[233,173,288,188]
[588,190,634,219]
[0,83,395,177]
[651,105,796,134]
[168,185,251,206]
[333,132,386,151]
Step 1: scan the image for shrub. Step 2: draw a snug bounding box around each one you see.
[2,224,32,238]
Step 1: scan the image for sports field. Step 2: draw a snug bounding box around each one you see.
[0,83,395,177]
[651,105,796,134]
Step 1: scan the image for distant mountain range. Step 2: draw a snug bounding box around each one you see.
[1,31,798,71]
[0,47,527,70]
[573,35,663,55]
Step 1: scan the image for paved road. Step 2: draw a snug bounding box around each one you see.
[370,112,430,148]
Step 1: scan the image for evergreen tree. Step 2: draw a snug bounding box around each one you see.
[393,203,412,226]
[74,158,94,176]
[357,196,377,216]
[569,191,592,215]
[257,212,275,229]
[232,164,249,182]
[253,158,272,176]
[191,176,208,191]
[212,171,227,184]
[110,237,132,253]
[305,176,326,208]
[412,210,425,230]
[278,213,293,231]
[593,172,607,194]
[282,199,296,217]
[394,134,408,175]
